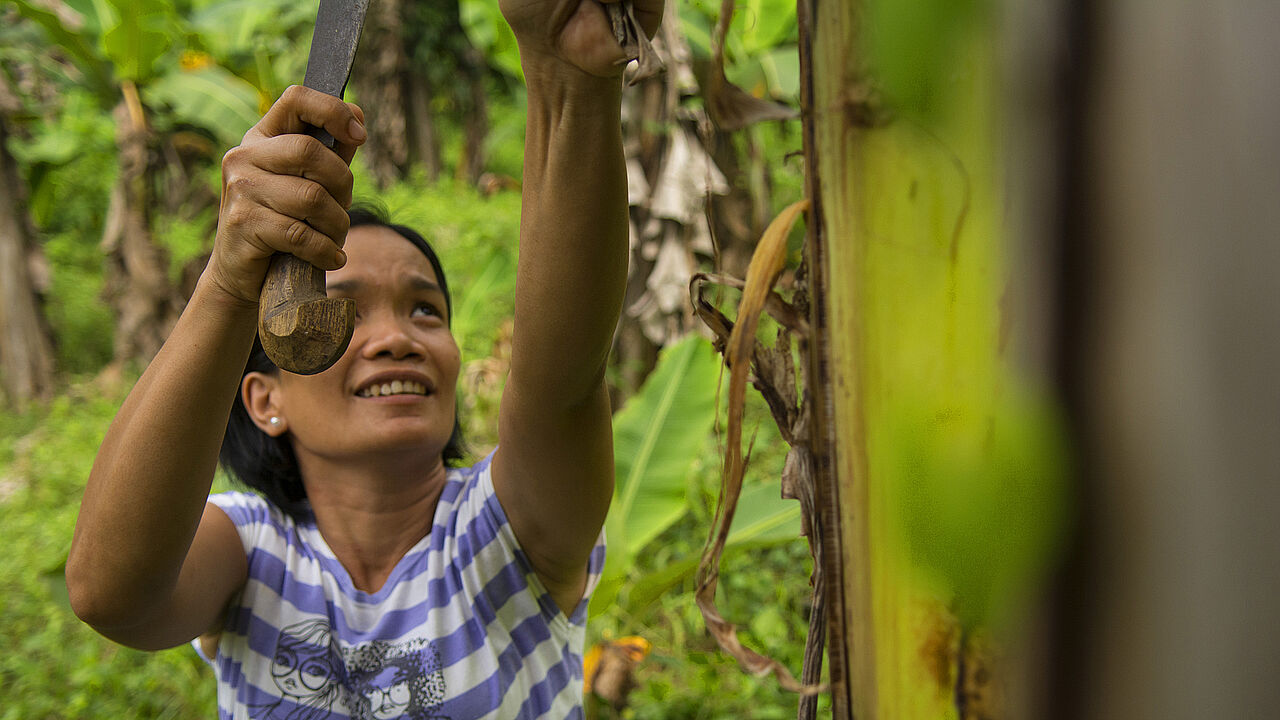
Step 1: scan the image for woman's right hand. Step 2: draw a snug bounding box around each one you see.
[205,85,367,308]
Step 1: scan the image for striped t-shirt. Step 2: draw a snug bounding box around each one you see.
[196,451,606,720]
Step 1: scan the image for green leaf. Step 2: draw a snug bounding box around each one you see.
[145,65,260,146]
[761,46,800,99]
[621,482,803,614]
[613,337,722,554]
[450,248,515,354]
[679,13,713,59]
[101,0,173,83]
[590,336,723,616]
[739,0,797,55]
[459,0,523,82]
[12,0,115,98]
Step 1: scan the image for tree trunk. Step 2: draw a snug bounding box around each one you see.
[102,87,176,366]
[456,46,489,186]
[352,0,412,188]
[0,114,55,408]
[802,1,1020,717]
[406,72,442,183]
[1049,2,1280,718]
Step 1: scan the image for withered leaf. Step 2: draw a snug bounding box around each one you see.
[694,199,823,694]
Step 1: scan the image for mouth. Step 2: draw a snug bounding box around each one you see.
[354,373,434,399]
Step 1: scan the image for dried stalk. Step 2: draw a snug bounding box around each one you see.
[690,199,825,696]
[604,1,664,84]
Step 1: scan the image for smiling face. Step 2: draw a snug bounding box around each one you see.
[263,225,461,468]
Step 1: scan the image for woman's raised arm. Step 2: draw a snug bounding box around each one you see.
[491,0,663,614]
[65,88,365,648]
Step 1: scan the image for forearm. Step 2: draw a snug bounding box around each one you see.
[510,63,629,405]
[67,274,256,627]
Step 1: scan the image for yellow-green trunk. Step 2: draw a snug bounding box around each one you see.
[812,4,1012,718]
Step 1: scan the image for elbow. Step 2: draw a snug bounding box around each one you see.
[65,557,146,631]
[65,561,114,629]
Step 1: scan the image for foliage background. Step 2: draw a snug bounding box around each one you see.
[0,0,825,716]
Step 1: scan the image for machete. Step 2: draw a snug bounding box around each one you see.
[257,0,371,375]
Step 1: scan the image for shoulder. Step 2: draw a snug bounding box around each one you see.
[207,490,277,523]
[433,451,505,545]
[206,490,304,557]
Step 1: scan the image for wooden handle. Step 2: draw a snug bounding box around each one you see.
[256,121,353,375]
[258,252,354,375]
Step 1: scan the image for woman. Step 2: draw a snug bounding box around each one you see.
[65,0,660,716]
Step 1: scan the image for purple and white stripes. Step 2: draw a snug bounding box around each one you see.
[195,451,604,720]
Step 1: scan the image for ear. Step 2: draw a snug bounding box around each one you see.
[242,372,287,436]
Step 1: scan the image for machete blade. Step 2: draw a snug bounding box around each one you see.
[304,0,371,100]
[256,0,370,375]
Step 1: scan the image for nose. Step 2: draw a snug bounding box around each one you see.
[359,310,426,361]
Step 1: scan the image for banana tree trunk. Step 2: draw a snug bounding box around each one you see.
[801,1,1024,717]
[102,87,176,365]
[0,114,55,407]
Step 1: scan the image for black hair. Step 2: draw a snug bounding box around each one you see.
[219,204,467,520]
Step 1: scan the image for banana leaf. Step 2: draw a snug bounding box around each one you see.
[591,336,722,614]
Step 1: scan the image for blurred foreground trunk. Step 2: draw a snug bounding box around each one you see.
[1049,1,1280,718]
[800,0,1280,717]
[800,0,1052,716]
[0,104,55,408]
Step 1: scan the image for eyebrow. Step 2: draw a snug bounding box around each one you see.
[327,275,443,295]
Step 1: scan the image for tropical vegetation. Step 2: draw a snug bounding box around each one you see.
[0,0,822,716]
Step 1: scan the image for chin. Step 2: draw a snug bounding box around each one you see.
[366,424,450,457]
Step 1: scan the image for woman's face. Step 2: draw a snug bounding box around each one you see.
[271,225,460,465]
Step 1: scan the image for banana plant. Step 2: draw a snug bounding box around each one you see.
[682,0,800,102]
[14,0,264,363]
[16,0,262,146]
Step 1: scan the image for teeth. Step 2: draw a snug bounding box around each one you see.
[359,380,429,397]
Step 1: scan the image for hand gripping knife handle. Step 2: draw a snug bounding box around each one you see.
[257,0,371,375]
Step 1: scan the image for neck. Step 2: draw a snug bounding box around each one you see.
[296,448,449,593]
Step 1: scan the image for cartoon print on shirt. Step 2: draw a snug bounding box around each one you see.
[345,638,448,719]
[256,619,346,720]
[260,619,450,720]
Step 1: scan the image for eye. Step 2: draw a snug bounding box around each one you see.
[411,302,442,320]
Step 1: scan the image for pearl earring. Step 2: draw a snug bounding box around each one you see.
[269,416,281,427]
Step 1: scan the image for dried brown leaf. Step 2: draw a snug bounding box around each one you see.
[605,1,666,85]
[704,0,797,130]
[707,72,799,131]
[694,200,823,694]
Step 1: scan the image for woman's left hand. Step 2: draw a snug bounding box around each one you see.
[500,0,663,78]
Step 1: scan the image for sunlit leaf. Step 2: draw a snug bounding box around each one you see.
[101,0,174,83]
[145,64,260,147]
[459,0,522,81]
[739,0,796,55]
[613,336,721,553]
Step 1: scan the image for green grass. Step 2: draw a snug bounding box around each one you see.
[0,377,217,719]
